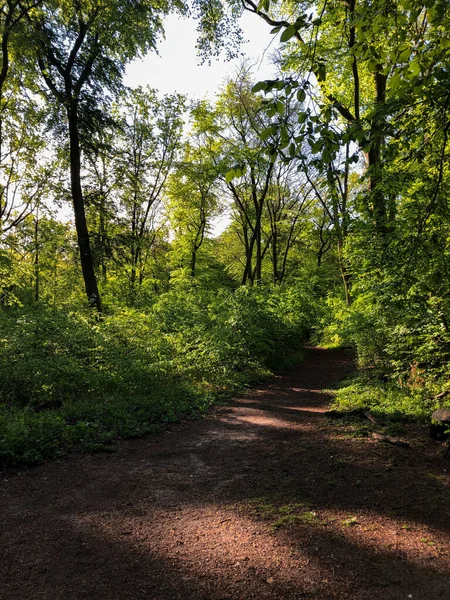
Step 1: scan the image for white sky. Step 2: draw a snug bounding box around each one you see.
[124,11,279,99]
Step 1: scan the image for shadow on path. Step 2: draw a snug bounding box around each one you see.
[1,347,449,599]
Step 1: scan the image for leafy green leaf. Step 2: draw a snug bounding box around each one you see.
[280,25,297,43]
[252,81,268,93]
[409,60,421,77]
[388,72,402,91]
[367,58,378,73]
[297,89,306,102]
[261,126,277,141]
[399,47,412,62]
[225,169,235,183]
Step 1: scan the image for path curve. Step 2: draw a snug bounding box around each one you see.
[1,347,450,599]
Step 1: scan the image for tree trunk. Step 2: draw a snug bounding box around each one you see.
[272,224,278,284]
[34,208,39,303]
[241,221,254,285]
[98,192,108,283]
[368,71,387,232]
[242,232,256,285]
[190,248,197,278]
[67,103,102,312]
[255,215,262,284]
[130,259,137,298]
[337,237,351,306]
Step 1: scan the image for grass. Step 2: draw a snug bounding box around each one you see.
[342,516,359,527]
[0,386,201,468]
[325,370,450,438]
[242,497,324,530]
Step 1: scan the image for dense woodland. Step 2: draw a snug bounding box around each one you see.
[0,0,449,467]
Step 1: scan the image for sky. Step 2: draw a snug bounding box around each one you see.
[124,11,279,99]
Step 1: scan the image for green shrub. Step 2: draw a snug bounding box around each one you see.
[331,375,435,422]
[0,284,314,468]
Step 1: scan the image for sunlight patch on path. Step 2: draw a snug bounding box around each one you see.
[68,500,450,598]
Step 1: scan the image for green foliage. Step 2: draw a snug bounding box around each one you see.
[318,294,389,368]
[320,282,450,390]
[331,374,434,422]
[0,284,314,468]
[242,496,321,530]
[3,0,450,472]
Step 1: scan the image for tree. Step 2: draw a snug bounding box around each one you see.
[0,1,53,236]
[25,0,246,310]
[166,139,221,282]
[266,159,313,285]
[1,207,76,306]
[83,126,120,285]
[0,92,54,236]
[114,87,185,301]
[0,1,43,144]
[26,0,189,311]
[244,0,450,234]
[194,72,278,285]
[243,0,450,371]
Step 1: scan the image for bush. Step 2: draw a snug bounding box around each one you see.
[319,285,450,422]
[331,375,435,422]
[0,284,314,468]
[318,294,389,367]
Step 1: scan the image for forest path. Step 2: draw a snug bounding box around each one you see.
[1,347,450,599]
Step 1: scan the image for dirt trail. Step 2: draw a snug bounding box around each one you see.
[1,347,450,600]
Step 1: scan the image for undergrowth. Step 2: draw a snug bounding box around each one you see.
[330,373,450,423]
[0,285,313,469]
[318,291,450,427]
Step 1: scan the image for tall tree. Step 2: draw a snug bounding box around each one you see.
[25,0,243,310]
[203,68,316,285]
[115,87,185,300]
[27,0,179,310]
[0,92,53,236]
[266,160,313,285]
[245,0,450,233]
[0,0,50,236]
[83,126,121,285]
[244,0,450,371]
[197,72,277,285]
[166,139,221,281]
[0,0,43,143]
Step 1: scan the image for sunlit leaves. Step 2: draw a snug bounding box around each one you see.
[398,46,412,63]
[409,60,421,77]
[257,0,271,12]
